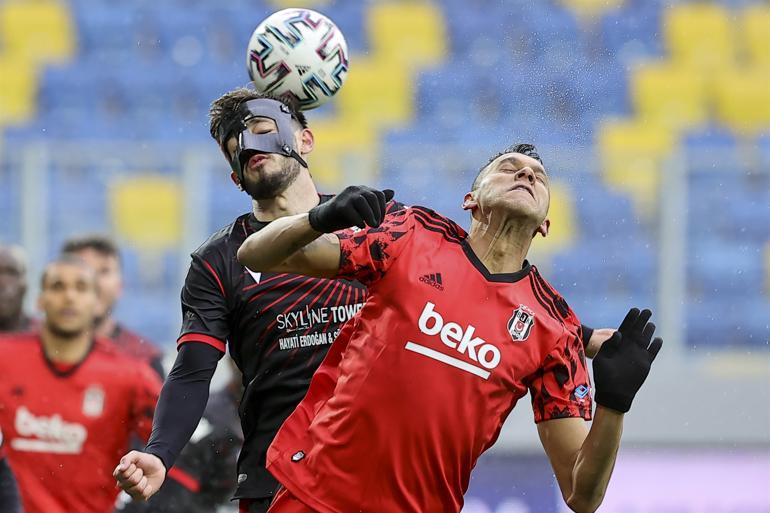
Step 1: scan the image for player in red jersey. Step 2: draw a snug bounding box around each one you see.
[61,235,164,378]
[0,244,36,333]
[238,143,663,513]
[0,256,161,513]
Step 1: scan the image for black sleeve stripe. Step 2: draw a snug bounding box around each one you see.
[528,274,561,323]
[411,207,466,241]
[412,211,465,244]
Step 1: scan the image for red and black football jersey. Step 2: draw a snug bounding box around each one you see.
[0,334,160,513]
[109,323,165,378]
[267,206,592,513]
[177,196,402,499]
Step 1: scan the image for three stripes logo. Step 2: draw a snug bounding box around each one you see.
[419,272,444,291]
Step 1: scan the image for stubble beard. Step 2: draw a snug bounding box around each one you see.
[242,157,301,200]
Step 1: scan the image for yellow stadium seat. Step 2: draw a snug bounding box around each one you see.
[307,119,378,188]
[367,2,447,68]
[664,3,735,70]
[631,62,709,130]
[713,67,770,135]
[0,0,75,65]
[598,119,675,213]
[0,57,37,124]
[530,182,576,256]
[559,0,624,21]
[742,5,770,67]
[110,176,182,250]
[336,58,413,128]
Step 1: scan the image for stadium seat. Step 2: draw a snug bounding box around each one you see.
[336,58,413,128]
[713,67,770,135]
[741,4,770,67]
[600,2,664,63]
[663,3,735,71]
[109,175,183,250]
[0,57,37,124]
[306,118,378,188]
[559,0,624,21]
[0,0,75,65]
[367,2,447,68]
[529,182,576,256]
[597,119,675,213]
[631,62,709,130]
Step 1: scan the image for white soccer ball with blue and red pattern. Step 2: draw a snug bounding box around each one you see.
[246,8,349,110]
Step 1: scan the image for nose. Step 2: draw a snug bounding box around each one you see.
[515,167,536,184]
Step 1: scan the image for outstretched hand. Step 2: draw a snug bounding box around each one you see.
[592,308,663,413]
[113,450,166,501]
[308,186,395,233]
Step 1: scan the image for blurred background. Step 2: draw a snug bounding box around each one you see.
[0,0,768,511]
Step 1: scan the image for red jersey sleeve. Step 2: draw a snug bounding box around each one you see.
[335,208,416,285]
[528,332,593,423]
[129,362,163,442]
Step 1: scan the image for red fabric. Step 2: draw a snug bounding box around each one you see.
[267,488,317,513]
[0,334,161,513]
[167,466,200,493]
[177,333,226,353]
[109,323,162,365]
[266,207,591,513]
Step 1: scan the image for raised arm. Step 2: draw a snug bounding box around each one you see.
[538,309,662,513]
[237,186,393,277]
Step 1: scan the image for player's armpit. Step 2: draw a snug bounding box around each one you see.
[237,213,341,278]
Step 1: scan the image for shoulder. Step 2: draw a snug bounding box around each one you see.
[111,324,161,361]
[0,332,37,351]
[529,266,581,328]
[407,206,467,243]
[191,213,251,261]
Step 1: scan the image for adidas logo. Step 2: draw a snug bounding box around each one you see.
[419,272,444,291]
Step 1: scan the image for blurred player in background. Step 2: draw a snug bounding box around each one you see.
[62,235,164,378]
[117,358,243,513]
[0,256,161,513]
[0,427,22,513]
[0,244,35,333]
[237,144,663,513]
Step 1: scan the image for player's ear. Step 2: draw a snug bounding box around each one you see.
[462,191,477,212]
[535,217,550,238]
[229,172,243,191]
[299,128,314,156]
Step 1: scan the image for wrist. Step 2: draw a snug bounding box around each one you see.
[594,389,632,413]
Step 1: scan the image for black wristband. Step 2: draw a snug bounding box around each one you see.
[581,324,594,348]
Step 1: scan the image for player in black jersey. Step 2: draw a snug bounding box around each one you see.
[0,428,22,513]
[114,88,398,513]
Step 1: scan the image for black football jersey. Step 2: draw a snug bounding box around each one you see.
[177,196,398,499]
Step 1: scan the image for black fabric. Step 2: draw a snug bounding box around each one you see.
[593,308,663,413]
[580,324,594,348]
[122,389,241,513]
[0,457,21,513]
[145,342,222,470]
[168,197,404,499]
[308,186,394,233]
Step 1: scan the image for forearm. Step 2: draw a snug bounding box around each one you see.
[567,406,624,513]
[145,343,219,470]
[237,213,322,272]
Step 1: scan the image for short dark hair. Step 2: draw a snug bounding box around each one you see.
[471,143,544,191]
[61,234,120,262]
[40,255,97,289]
[208,87,308,150]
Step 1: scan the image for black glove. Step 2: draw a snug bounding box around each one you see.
[593,308,663,413]
[308,186,395,233]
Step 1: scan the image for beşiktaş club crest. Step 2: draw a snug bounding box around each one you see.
[82,385,105,417]
[507,305,535,342]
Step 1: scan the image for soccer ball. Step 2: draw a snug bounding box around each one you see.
[246,8,349,110]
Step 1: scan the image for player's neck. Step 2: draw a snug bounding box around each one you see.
[40,325,94,364]
[466,218,533,274]
[251,171,320,222]
[94,316,116,339]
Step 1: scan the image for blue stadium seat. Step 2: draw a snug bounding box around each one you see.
[600,2,664,64]
[687,297,770,349]
[688,242,765,298]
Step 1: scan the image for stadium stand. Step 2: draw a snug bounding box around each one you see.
[0,0,767,351]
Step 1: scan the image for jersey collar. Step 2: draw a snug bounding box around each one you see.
[461,240,532,283]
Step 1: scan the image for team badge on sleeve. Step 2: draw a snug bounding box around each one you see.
[507,305,535,342]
